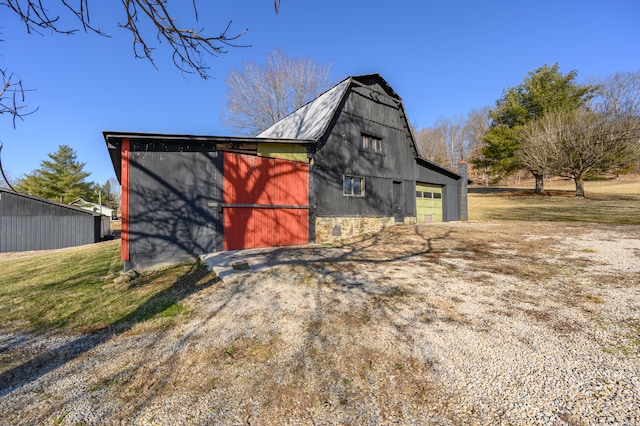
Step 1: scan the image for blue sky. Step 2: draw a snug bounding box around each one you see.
[1,0,639,185]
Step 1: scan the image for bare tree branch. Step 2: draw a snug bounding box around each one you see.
[118,0,248,78]
[0,143,18,191]
[1,0,282,78]
[2,0,107,35]
[0,69,39,128]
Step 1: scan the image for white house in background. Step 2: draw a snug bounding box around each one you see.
[69,198,117,219]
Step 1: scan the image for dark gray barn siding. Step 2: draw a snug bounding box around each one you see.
[126,140,223,270]
[0,190,100,252]
[312,84,415,218]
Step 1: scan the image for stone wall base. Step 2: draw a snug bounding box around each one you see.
[315,216,416,243]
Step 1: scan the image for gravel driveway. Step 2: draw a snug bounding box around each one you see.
[1,221,639,425]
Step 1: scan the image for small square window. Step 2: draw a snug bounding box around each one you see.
[343,175,365,197]
[415,191,422,198]
[433,192,442,199]
[360,134,383,153]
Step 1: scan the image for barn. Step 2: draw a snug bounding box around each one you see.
[104,73,468,271]
[0,188,106,252]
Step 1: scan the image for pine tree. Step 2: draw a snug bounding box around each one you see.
[477,63,597,193]
[15,145,93,203]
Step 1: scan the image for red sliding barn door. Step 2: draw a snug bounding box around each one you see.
[223,152,309,250]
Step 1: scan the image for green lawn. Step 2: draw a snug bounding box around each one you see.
[0,240,218,335]
[469,177,640,225]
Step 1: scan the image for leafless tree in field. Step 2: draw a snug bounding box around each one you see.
[519,107,640,197]
[221,49,332,135]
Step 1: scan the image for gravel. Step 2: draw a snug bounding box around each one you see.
[1,221,639,425]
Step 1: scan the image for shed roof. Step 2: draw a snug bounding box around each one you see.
[0,188,102,216]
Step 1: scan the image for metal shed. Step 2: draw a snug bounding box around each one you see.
[0,188,104,252]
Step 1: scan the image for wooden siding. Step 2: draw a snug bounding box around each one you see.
[0,190,100,252]
[257,143,308,162]
[223,208,308,250]
[312,83,416,219]
[223,152,309,250]
[125,140,223,270]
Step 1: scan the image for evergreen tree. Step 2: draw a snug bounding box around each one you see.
[478,63,597,192]
[15,145,93,203]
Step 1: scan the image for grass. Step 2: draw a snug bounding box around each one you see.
[0,240,218,335]
[469,176,640,224]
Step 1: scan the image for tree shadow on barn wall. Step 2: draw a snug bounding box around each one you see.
[222,152,310,250]
[126,145,223,269]
[0,262,220,397]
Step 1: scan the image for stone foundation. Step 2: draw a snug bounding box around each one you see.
[315,216,415,243]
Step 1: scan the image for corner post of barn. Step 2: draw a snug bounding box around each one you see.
[458,161,468,221]
[121,138,131,268]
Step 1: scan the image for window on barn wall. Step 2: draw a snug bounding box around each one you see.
[343,175,365,196]
[360,134,383,153]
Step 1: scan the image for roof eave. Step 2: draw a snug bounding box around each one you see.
[415,156,463,180]
[0,188,103,216]
[103,131,316,183]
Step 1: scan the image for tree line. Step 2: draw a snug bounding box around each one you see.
[13,144,120,211]
[416,65,640,197]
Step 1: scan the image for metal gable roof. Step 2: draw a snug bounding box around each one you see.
[257,78,351,140]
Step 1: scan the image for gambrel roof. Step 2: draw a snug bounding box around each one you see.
[258,74,402,141]
[258,73,463,179]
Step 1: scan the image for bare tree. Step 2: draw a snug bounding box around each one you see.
[0,69,38,127]
[3,0,281,78]
[416,126,446,165]
[591,70,640,175]
[221,49,332,135]
[593,70,640,118]
[464,107,491,157]
[463,106,491,182]
[416,118,466,170]
[520,107,640,197]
